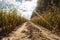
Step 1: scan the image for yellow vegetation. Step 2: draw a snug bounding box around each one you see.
[0,9,27,34]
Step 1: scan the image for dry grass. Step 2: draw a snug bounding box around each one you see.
[31,10,60,34]
[0,9,27,37]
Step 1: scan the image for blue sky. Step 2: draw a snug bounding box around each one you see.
[0,0,37,19]
[16,0,22,2]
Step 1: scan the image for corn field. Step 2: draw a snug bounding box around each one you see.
[31,0,60,34]
[0,9,27,36]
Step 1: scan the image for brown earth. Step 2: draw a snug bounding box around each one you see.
[2,22,60,40]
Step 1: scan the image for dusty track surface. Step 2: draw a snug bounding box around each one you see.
[2,22,60,40]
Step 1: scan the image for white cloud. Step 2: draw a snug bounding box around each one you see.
[19,0,37,19]
[0,0,2,1]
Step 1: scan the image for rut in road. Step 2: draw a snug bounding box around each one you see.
[2,22,60,40]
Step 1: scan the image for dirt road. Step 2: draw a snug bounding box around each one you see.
[2,22,30,40]
[2,22,60,40]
